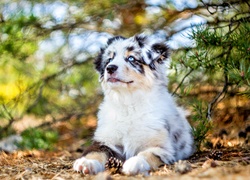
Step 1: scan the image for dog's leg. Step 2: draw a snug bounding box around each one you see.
[122,147,172,175]
[73,141,122,175]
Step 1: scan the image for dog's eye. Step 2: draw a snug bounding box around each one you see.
[127,56,135,62]
[107,58,113,63]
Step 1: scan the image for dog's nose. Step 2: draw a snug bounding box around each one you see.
[106,65,118,74]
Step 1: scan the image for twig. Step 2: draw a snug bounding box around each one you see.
[51,170,63,180]
[36,112,86,129]
[206,45,233,120]
[0,104,16,135]
[206,77,228,120]
[25,83,44,113]
[42,60,89,83]
[172,68,194,96]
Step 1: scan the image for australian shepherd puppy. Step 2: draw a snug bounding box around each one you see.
[73,34,194,175]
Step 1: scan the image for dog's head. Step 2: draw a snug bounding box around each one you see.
[94,34,169,92]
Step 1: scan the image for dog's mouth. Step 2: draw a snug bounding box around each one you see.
[107,78,133,84]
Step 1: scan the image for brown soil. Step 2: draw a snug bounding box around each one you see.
[1,145,249,180]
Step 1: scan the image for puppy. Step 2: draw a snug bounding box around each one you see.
[73,34,194,175]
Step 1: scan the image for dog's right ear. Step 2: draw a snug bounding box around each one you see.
[94,48,105,79]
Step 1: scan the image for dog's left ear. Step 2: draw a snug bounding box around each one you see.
[134,34,147,48]
[152,43,169,63]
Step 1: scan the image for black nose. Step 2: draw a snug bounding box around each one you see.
[106,65,118,74]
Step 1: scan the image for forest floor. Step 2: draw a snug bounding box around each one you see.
[1,144,249,179]
[1,93,250,180]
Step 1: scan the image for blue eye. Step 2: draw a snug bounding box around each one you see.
[108,58,113,63]
[127,56,135,62]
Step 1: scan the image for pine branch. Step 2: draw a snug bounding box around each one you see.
[172,68,194,96]
[200,0,244,15]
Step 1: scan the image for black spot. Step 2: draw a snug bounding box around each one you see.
[164,122,170,132]
[145,51,156,70]
[127,46,135,51]
[139,56,146,65]
[135,35,146,48]
[107,52,116,63]
[129,61,144,74]
[146,51,152,60]
[107,36,126,45]
[138,64,145,74]
[179,142,186,150]
[173,131,181,143]
[149,61,156,70]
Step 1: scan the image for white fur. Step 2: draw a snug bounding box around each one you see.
[73,157,104,175]
[122,156,150,175]
[94,84,193,162]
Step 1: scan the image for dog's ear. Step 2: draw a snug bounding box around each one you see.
[134,34,147,48]
[94,48,104,78]
[152,43,169,63]
[147,43,169,70]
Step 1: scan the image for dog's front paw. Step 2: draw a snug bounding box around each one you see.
[122,156,150,175]
[73,157,104,175]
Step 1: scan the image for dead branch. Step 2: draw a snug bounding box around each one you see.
[206,45,233,120]
[172,68,194,96]
[0,104,16,135]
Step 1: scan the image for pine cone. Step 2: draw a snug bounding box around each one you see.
[208,150,223,160]
[105,157,124,174]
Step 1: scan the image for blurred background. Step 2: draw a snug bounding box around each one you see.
[0,0,249,152]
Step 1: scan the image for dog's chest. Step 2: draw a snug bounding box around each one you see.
[94,100,167,158]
